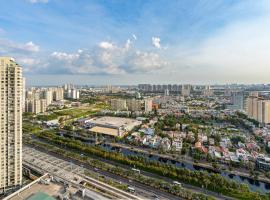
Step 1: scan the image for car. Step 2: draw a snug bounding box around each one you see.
[128,186,135,193]
[173,181,182,187]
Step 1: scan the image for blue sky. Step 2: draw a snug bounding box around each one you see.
[0,0,270,85]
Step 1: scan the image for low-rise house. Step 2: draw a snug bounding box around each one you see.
[172,138,182,151]
[139,128,155,136]
[229,152,239,163]
[149,136,162,148]
[160,137,171,151]
[236,148,249,162]
[246,142,260,152]
[195,142,208,154]
[209,138,215,146]
[142,135,152,146]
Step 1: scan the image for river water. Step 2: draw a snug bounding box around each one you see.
[96,142,270,194]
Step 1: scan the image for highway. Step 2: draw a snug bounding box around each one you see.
[23,145,181,200]
[27,138,233,200]
[23,146,143,200]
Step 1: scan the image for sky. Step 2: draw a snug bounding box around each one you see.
[0,0,270,86]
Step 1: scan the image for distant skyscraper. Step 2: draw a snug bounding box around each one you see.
[246,96,270,124]
[182,84,191,97]
[202,85,213,97]
[228,91,244,110]
[0,57,22,193]
[53,87,64,101]
[144,98,153,113]
[164,89,170,96]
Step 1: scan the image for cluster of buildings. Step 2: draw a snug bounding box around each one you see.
[130,128,183,152]
[138,84,192,96]
[24,84,80,114]
[225,90,270,125]
[246,94,270,124]
[64,84,80,99]
[25,87,64,114]
[110,98,153,113]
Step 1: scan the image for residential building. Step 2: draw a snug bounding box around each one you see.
[53,88,64,101]
[164,89,169,96]
[43,89,53,105]
[246,96,270,124]
[202,85,213,97]
[0,57,22,193]
[182,84,191,97]
[22,77,26,112]
[144,98,153,113]
[227,91,244,110]
[110,99,127,111]
[126,99,142,111]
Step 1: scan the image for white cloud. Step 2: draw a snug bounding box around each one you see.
[132,34,137,40]
[0,34,167,76]
[99,41,115,50]
[23,41,40,52]
[28,0,49,3]
[152,37,161,49]
[31,39,167,75]
[0,39,40,54]
[51,51,79,62]
[124,39,132,50]
[128,51,167,72]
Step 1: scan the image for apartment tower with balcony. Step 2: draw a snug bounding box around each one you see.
[0,57,22,193]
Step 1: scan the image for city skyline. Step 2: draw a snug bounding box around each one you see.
[1,0,270,85]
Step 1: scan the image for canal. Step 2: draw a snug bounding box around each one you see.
[96,142,270,194]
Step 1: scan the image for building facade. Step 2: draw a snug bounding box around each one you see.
[110,99,127,111]
[0,57,22,192]
[246,96,270,124]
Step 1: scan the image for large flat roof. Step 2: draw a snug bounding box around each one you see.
[89,116,140,128]
[89,126,119,137]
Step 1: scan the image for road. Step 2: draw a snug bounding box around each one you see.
[24,145,180,200]
[23,146,142,200]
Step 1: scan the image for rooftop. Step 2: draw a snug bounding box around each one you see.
[89,116,140,128]
[89,126,119,137]
[27,192,56,200]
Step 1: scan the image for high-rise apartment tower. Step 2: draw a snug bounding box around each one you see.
[0,57,22,193]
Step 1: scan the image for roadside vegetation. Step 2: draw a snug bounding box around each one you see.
[25,139,215,200]
[32,130,269,200]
